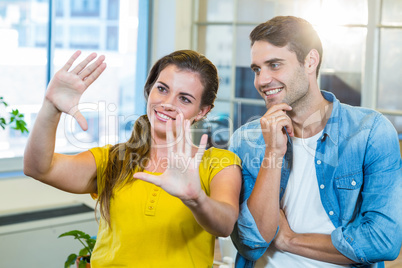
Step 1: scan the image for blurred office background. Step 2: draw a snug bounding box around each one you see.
[0,0,401,267]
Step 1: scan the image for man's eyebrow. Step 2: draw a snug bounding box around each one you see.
[264,58,285,64]
[250,58,285,69]
[250,63,259,69]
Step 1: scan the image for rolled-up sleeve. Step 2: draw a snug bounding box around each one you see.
[231,196,275,261]
[229,134,272,260]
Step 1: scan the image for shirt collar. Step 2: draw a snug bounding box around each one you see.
[321,90,340,146]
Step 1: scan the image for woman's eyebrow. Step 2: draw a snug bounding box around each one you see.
[157,81,169,89]
[180,92,196,100]
[157,81,196,100]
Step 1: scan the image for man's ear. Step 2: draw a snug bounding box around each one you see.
[195,105,211,122]
[304,49,320,75]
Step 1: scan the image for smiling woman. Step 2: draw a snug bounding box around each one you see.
[23,50,242,267]
[146,65,209,139]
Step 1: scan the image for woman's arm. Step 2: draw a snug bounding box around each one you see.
[183,164,242,237]
[23,51,106,194]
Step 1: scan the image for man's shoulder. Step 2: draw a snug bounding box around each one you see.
[234,118,261,133]
[336,103,398,146]
[338,103,385,128]
[229,118,264,152]
[231,118,263,141]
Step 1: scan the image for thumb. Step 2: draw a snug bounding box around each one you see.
[134,172,161,187]
[73,111,88,131]
[68,105,88,131]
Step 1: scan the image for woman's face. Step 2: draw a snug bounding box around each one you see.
[146,64,210,138]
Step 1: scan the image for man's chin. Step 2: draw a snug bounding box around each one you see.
[265,100,281,109]
[264,98,290,109]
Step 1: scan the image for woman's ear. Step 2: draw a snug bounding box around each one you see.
[195,105,211,122]
[304,49,320,75]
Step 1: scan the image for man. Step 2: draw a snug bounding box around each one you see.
[229,16,402,268]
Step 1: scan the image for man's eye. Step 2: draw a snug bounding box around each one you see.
[252,67,261,74]
[271,63,280,69]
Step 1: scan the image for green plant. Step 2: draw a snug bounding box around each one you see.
[0,96,28,133]
[58,230,96,268]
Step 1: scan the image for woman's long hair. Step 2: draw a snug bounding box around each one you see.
[97,50,219,225]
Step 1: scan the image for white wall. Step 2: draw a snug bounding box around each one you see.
[151,0,192,63]
[0,177,98,267]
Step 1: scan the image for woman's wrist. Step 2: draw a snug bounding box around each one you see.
[181,189,207,209]
[42,98,62,116]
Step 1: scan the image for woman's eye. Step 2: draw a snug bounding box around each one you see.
[180,96,191,103]
[157,86,167,92]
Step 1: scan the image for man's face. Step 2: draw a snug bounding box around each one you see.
[250,40,310,110]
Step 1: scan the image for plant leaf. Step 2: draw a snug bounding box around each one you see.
[87,238,96,250]
[0,96,8,107]
[79,248,89,256]
[65,253,77,268]
[78,259,88,268]
[59,230,91,240]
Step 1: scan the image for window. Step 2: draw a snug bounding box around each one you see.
[0,0,150,173]
[70,0,100,17]
[192,0,402,147]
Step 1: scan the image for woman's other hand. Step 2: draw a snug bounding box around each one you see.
[45,50,106,130]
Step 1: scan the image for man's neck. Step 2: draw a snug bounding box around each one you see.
[290,92,332,138]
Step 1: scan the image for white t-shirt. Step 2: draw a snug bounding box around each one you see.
[256,131,349,268]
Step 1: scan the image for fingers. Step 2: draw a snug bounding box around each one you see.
[80,55,106,86]
[261,102,294,137]
[61,51,106,87]
[198,134,208,152]
[71,52,97,75]
[166,118,174,156]
[261,114,292,133]
[175,113,184,154]
[184,120,192,157]
[62,50,82,71]
[195,134,208,166]
[133,172,161,187]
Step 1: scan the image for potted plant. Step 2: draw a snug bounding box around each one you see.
[58,230,96,268]
[0,96,28,133]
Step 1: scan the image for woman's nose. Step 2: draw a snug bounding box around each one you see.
[160,95,176,111]
[161,103,175,111]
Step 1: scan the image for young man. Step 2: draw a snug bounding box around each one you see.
[229,16,402,268]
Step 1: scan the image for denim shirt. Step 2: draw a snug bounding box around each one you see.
[229,91,402,268]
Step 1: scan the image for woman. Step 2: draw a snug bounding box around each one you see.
[24,50,241,267]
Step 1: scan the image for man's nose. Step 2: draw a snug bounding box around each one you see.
[257,69,273,86]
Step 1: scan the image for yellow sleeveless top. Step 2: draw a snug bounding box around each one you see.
[89,146,240,268]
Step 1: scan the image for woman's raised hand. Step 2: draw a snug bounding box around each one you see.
[134,114,209,203]
[45,50,106,130]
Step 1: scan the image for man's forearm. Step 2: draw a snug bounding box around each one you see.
[248,154,282,243]
[283,233,356,264]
